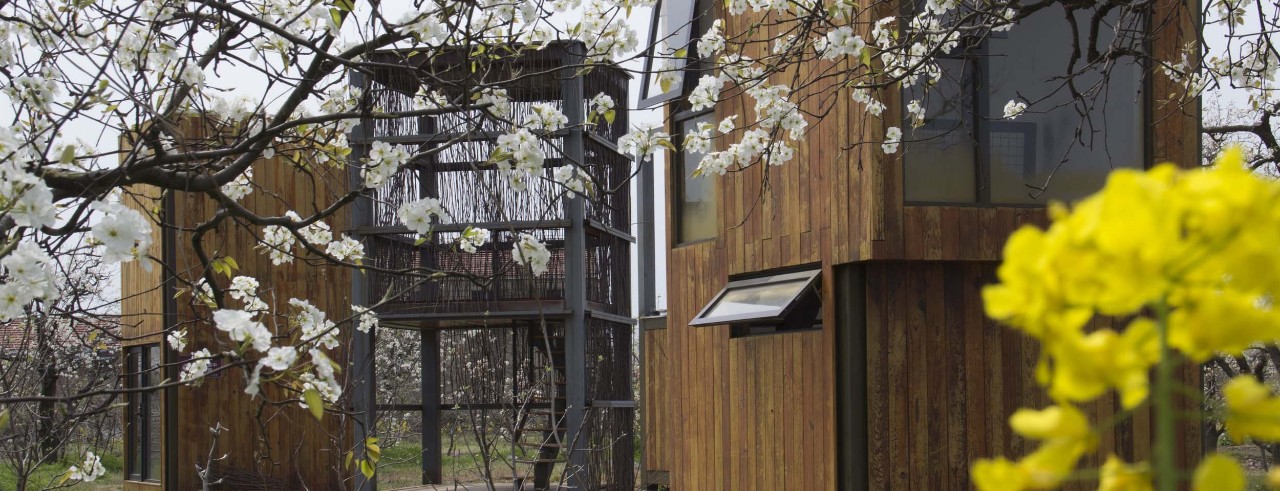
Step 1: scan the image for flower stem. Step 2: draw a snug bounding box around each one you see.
[1154,298,1176,491]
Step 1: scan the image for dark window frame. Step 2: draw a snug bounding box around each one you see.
[900,6,1148,207]
[669,0,720,246]
[690,268,822,329]
[124,344,162,483]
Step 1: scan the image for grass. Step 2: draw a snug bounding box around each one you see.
[377,439,564,490]
[0,448,124,491]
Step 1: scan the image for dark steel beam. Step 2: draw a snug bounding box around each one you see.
[348,69,378,491]
[560,41,591,491]
[421,329,442,484]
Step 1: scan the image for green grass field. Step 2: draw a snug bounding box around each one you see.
[0,449,123,491]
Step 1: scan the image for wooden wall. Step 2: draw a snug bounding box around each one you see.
[641,0,1203,487]
[120,121,354,490]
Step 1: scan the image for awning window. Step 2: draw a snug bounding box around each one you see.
[690,268,821,327]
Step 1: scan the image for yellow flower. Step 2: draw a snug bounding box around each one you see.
[1041,319,1159,408]
[972,457,1030,491]
[1099,455,1152,491]
[1192,454,1244,491]
[1223,376,1280,442]
[1009,404,1091,441]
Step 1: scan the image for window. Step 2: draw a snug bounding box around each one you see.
[125,344,161,482]
[675,111,718,243]
[903,4,1144,205]
[691,268,822,336]
[665,0,719,244]
[640,0,698,108]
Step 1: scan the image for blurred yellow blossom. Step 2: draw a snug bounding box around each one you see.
[1099,455,1152,491]
[1267,466,1280,490]
[1192,454,1244,491]
[1223,376,1280,442]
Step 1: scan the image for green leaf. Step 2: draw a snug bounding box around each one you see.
[57,470,72,486]
[414,237,427,246]
[303,388,324,421]
[674,48,687,59]
[59,145,77,164]
[657,139,677,152]
[344,450,354,471]
[603,109,616,125]
[223,256,239,271]
[360,458,376,479]
[329,8,344,27]
[366,443,382,462]
[333,0,355,12]
[659,76,672,94]
[0,409,10,433]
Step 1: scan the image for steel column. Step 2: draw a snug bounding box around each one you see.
[421,329,443,483]
[348,70,378,491]
[560,42,591,491]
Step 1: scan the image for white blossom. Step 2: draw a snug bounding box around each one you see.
[326,235,365,262]
[882,127,902,154]
[90,201,153,266]
[689,75,724,111]
[363,141,410,189]
[819,27,866,60]
[457,227,491,253]
[1003,100,1028,119]
[512,233,551,277]
[684,121,715,154]
[261,346,298,371]
[354,305,379,333]
[167,329,188,352]
[698,20,725,58]
[290,298,338,349]
[477,88,511,120]
[213,309,273,352]
[494,128,546,191]
[67,452,106,482]
[527,103,568,131]
[222,168,253,202]
[181,348,213,384]
[618,126,672,162]
[398,197,448,235]
[553,165,594,196]
[906,100,926,127]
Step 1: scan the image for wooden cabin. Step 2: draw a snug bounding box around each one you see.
[118,42,637,491]
[637,0,1203,488]
[119,120,354,490]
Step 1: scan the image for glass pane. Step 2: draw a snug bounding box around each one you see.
[705,279,809,318]
[127,347,142,478]
[904,58,978,203]
[678,113,718,242]
[640,0,697,105]
[985,5,1143,204]
[145,346,162,480]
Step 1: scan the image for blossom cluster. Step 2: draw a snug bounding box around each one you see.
[975,148,1280,489]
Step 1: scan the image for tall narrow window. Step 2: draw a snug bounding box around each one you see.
[675,112,718,243]
[903,4,1144,205]
[125,344,161,482]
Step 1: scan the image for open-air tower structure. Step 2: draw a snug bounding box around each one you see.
[348,42,636,490]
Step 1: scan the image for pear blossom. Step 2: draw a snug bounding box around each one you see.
[689,75,724,111]
[882,127,903,154]
[819,27,866,60]
[300,220,333,245]
[494,128,546,191]
[718,116,737,134]
[167,329,188,352]
[354,305,379,333]
[363,141,410,189]
[222,168,253,202]
[588,93,615,124]
[527,103,568,131]
[457,227,491,253]
[326,235,365,262]
[1004,100,1028,119]
[260,346,298,371]
[906,100,926,126]
[90,201,153,265]
[684,121,715,154]
[67,452,106,482]
[399,197,448,235]
[414,88,449,111]
[213,309,273,352]
[289,298,338,349]
[512,233,551,277]
[477,88,511,120]
[181,348,214,384]
[553,165,594,196]
[698,20,725,58]
[618,126,672,162]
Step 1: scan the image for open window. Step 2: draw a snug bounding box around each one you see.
[639,0,697,108]
[690,268,822,336]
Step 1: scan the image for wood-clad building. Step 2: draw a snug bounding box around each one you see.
[119,121,353,490]
[638,0,1203,488]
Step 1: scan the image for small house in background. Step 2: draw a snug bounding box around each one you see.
[118,41,636,490]
[636,0,1203,489]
